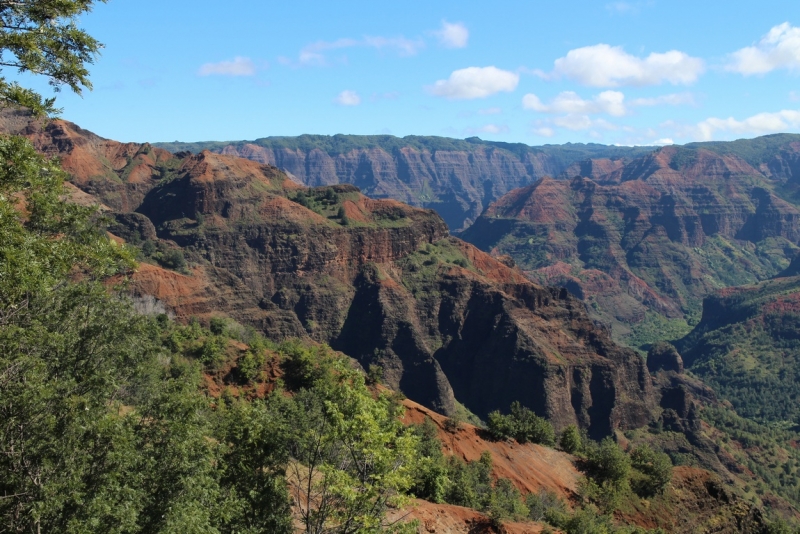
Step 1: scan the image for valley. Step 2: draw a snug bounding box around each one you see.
[4,106,800,532]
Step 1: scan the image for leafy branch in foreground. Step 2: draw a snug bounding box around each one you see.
[0,0,106,116]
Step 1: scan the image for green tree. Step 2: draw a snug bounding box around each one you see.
[0,0,106,116]
[559,425,582,455]
[487,401,555,446]
[285,358,419,534]
[630,444,672,497]
[409,417,450,503]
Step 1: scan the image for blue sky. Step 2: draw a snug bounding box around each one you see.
[16,0,800,145]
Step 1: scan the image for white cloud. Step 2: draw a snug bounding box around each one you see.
[198,57,256,76]
[630,92,695,106]
[550,115,618,131]
[434,21,469,48]
[696,109,800,141]
[334,90,361,106]
[285,35,423,67]
[532,127,555,137]
[523,90,627,116]
[653,138,674,145]
[478,107,502,115]
[428,66,519,99]
[727,23,800,75]
[548,44,705,87]
[465,124,509,135]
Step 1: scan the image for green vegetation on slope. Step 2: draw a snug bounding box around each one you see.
[686,133,800,169]
[0,136,424,533]
[678,276,800,423]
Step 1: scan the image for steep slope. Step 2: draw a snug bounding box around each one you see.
[126,149,656,436]
[462,143,800,345]
[154,134,652,231]
[0,107,181,212]
[0,110,658,437]
[676,274,800,423]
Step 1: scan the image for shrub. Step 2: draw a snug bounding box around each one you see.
[160,248,186,271]
[444,415,463,433]
[366,364,384,385]
[487,410,515,441]
[559,424,582,454]
[526,489,567,524]
[487,402,555,446]
[209,317,228,336]
[630,444,672,496]
[488,478,528,527]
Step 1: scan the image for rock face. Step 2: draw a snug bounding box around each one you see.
[462,143,800,343]
[0,110,658,437]
[647,342,684,374]
[154,135,652,231]
[0,108,180,212]
[131,150,655,436]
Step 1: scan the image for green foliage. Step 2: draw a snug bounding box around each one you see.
[160,247,186,270]
[560,424,583,454]
[137,238,188,273]
[701,405,800,510]
[487,401,556,446]
[677,276,800,424]
[237,349,266,382]
[443,414,463,433]
[283,358,419,533]
[366,363,384,385]
[280,338,338,390]
[488,478,529,527]
[585,438,632,488]
[409,417,450,504]
[444,451,494,510]
[0,135,134,307]
[0,1,106,116]
[209,316,228,336]
[629,444,672,497]
[526,489,567,524]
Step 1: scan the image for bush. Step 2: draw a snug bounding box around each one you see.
[366,364,384,385]
[444,415,463,433]
[209,317,228,336]
[237,349,266,382]
[630,444,672,496]
[487,402,555,446]
[141,239,156,257]
[487,410,515,441]
[585,438,631,488]
[160,248,186,271]
[410,417,450,503]
[560,424,582,454]
[526,489,567,524]
[444,451,493,509]
[488,478,528,527]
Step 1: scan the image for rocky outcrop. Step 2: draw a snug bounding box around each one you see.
[0,107,179,212]
[462,145,800,343]
[155,135,653,231]
[124,150,656,433]
[0,110,659,435]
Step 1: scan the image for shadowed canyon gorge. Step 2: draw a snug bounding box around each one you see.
[7,107,800,530]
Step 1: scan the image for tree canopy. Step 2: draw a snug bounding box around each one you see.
[0,0,105,116]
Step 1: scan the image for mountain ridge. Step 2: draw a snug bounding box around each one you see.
[153,134,654,231]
